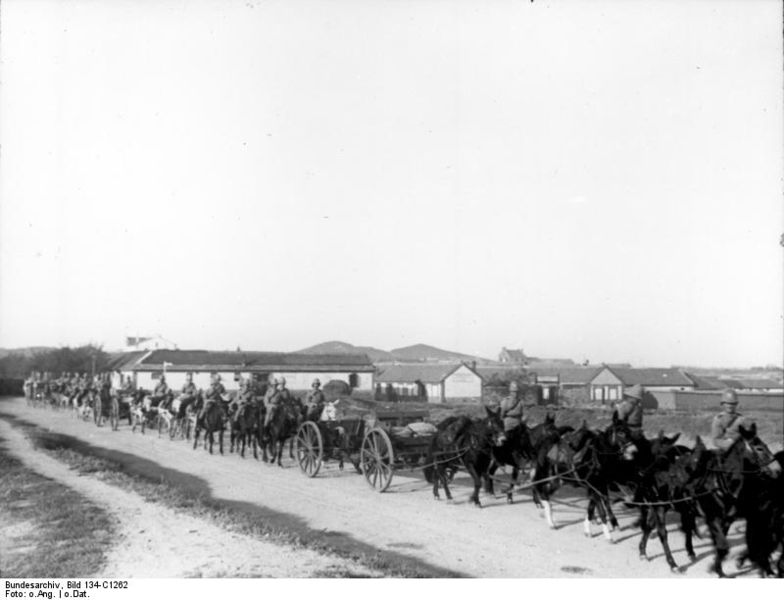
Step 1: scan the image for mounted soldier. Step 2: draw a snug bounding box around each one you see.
[151,375,170,407]
[500,381,524,433]
[304,378,326,422]
[264,376,292,427]
[711,389,745,452]
[199,373,228,419]
[616,384,644,438]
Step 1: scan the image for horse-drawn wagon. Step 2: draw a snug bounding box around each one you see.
[294,407,440,492]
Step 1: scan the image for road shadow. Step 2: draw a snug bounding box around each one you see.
[0,411,464,578]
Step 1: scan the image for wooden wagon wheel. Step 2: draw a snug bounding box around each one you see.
[361,427,395,492]
[295,421,323,477]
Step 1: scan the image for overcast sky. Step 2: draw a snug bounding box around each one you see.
[1,0,781,368]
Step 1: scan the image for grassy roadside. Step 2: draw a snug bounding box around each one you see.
[0,442,117,578]
[8,422,454,578]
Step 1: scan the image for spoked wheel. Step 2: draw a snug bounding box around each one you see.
[361,427,395,492]
[295,421,323,477]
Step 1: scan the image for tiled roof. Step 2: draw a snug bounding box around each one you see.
[106,351,149,371]
[531,366,602,385]
[501,349,527,362]
[133,349,375,371]
[609,367,694,387]
[376,363,481,384]
[735,378,782,390]
[684,373,726,390]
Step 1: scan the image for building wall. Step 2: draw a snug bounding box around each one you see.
[648,390,677,410]
[444,365,483,401]
[560,385,591,407]
[269,371,373,392]
[589,368,623,404]
[131,370,249,392]
[673,391,783,412]
[645,385,695,392]
[128,368,373,393]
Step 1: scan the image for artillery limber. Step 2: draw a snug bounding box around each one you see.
[294,407,442,493]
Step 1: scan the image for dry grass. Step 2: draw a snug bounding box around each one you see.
[0,444,117,578]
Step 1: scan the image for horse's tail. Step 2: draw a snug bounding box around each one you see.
[423,464,435,483]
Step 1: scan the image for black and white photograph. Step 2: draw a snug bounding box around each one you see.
[1,0,783,583]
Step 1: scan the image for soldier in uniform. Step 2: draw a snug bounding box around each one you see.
[616,384,644,438]
[264,376,292,427]
[304,378,326,422]
[710,389,744,452]
[151,375,170,408]
[180,372,198,399]
[500,381,524,433]
[199,373,227,419]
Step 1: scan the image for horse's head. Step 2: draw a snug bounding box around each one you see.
[484,405,507,446]
[605,416,637,461]
[565,422,595,452]
[650,431,681,461]
[736,422,774,471]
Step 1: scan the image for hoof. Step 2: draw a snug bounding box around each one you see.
[688,553,697,563]
[671,566,684,574]
[639,554,648,562]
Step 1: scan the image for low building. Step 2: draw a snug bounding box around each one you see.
[588,366,696,408]
[124,335,178,352]
[722,378,784,393]
[111,349,375,394]
[498,348,528,365]
[375,362,483,404]
[532,366,601,405]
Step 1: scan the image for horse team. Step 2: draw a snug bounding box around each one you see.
[22,372,784,578]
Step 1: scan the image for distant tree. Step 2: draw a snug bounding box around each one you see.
[0,344,109,378]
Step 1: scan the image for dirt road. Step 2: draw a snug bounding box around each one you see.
[0,397,746,577]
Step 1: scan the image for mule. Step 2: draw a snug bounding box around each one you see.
[230,400,260,459]
[530,412,638,540]
[633,432,701,573]
[193,398,227,455]
[684,424,776,577]
[423,407,506,507]
[261,397,302,466]
[738,450,784,577]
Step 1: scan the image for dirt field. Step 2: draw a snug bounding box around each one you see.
[0,397,760,578]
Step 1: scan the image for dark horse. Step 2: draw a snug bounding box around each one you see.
[687,423,778,577]
[261,397,303,466]
[192,396,228,455]
[739,449,784,577]
[524,412,638,540]
[230,400,261,459]
[632,431,701,573]
[423,407,506,507]
[486,413,572,503]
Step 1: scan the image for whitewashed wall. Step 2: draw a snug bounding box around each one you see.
[443,365,482,399]
[126,369,373,393]
[269,371,374,391]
